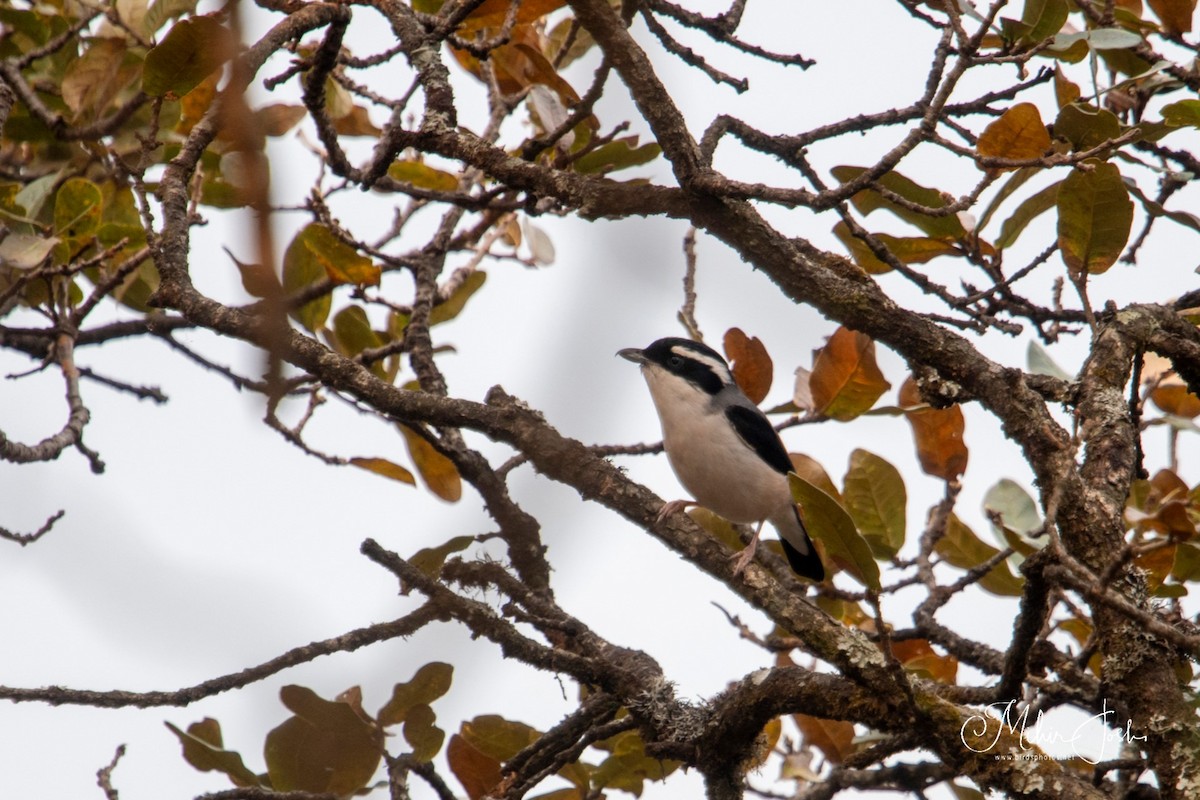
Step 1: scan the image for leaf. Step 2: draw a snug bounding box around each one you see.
[302,223,379,286]
[789,453,841,502]
[165,719,263,788]
[842,449,906,560]
[1026,340,1071,381]
[899,377,968,481]
[890,638,959,682]
[1162,99,1200,128]
[574,137,661,175]
[1020,0,1070,42]
[226,248,278,299]
[809,327,891,421]
[1054,64,1081,108]
[281,225,333,332]
[143,16,233,97]
[935,514,1025,596]
[53,177,103,263]
[983,479,1044,554]
[378,662,454,727]
[789,474,880,590]
[1150,384,1200,418]
[1051,27,1144,51]
[403,704,446,762]
[408,535,474,588]
[349,457,416,485]
[62,38,128,118]
[831,221,960,274]
[976,103,1051,165]
[264,685,383,795]
[0,233,58,269]
[257,103,307,137]
[400,424,463,502]
[1148,0,1196,32]
[431,271,487,325]
[994,180,1061,250]
[1053,103,1122,151]
[722,327,773,405]
[459,715,541,761]
[457,0,567,33]
[831,166,967,239]
[688,506,746,553]
[447,733,502,800]
[1057,160,1134,274]
[388,160,461,192]
[521,218,556,265]
[793,713,855,764]
[591,729,680,794]
[1172,542,1200,582]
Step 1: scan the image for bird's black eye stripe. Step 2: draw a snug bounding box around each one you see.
[640,338,730,395]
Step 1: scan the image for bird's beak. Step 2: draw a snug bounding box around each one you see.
[617,347,647,365]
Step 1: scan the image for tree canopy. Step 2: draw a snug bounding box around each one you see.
[4,0,1200,799]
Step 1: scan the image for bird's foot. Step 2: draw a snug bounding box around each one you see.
[656,499,696,525]
[729,523,765,577]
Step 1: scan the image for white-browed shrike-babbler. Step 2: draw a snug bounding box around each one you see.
[619,337,824,581]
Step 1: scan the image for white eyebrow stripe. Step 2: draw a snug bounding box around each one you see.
[670,345,733,383]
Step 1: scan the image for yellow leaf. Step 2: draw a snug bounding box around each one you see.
[400,424,463,502]
[349,457,416,485]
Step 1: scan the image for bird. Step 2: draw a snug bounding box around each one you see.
[619,337,824,581]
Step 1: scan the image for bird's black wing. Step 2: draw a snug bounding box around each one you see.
[725,405,793,475]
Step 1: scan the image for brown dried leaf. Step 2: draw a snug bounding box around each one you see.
[722,327,773,404]
[899,377,968,481]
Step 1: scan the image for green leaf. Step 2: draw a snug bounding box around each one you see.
[165,719,263,788]
[378,662,454,727]
[388,160,461,192]
[842,449,906,560]
[831,166,967,239]
[53,177,103,263]
[1026,340,1071,381]
[982,479,1044,556]
[331,304,386,377]
[295,223,380,286]
[430,271,487,325]
[935,514,1025,596]
[687,506,746,553]
[407,536,474,588]
[995,180,1061,249]
[1053,103,1122,151]
[264,685,383,795]
[143,16,233,97]
[1021,0,1069,42]
[831,221,960,274]
[789,474,881,590]
[591,729,680,795]
[1162,99,1200,128]
[1056,160,1133,274]
[574,137,661,174]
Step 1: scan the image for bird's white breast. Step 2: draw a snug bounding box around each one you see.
[641,366,791,524]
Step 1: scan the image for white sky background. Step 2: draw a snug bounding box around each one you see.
[2,1,1200,798]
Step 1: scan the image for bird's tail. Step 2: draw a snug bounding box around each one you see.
[771,505,824,581]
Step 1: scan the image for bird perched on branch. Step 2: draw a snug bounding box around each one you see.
[619,337,824,581]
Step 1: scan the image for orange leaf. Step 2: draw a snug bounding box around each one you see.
[458,0,567,32]
[722,327,773,404]
[900,377,968,481]
[793,713,855,764]
[446,734,502,800]
[1150,384,1200,418]
[809,327,891,421]
[890,639,959,683]
[400,424,463,502]
[349,457,416,485]
[1147,0,1195,33]
[976,103,1051,166]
